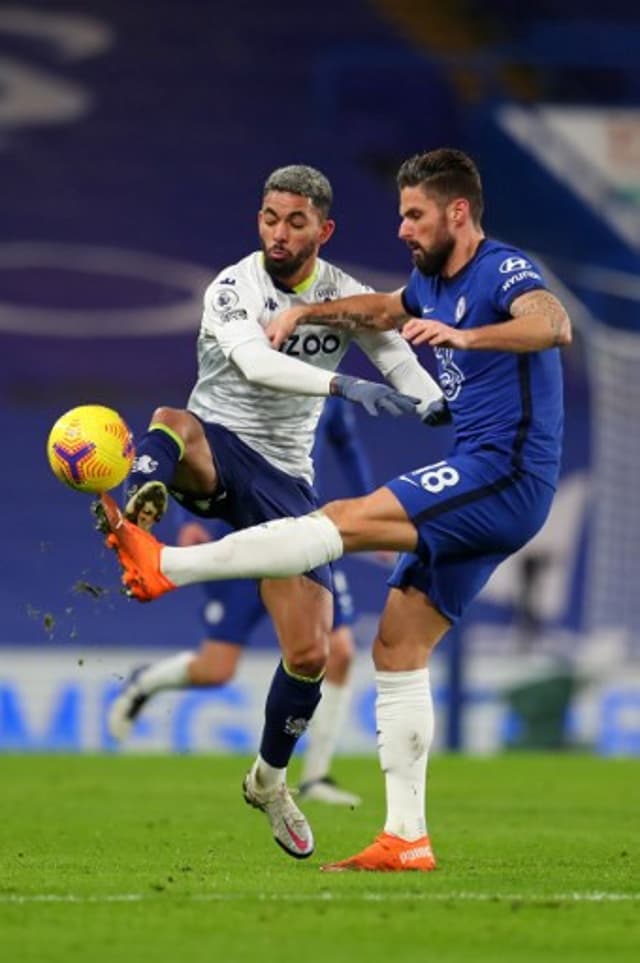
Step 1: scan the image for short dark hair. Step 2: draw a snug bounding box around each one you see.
[262,165,333,218]
[397,148,484,224]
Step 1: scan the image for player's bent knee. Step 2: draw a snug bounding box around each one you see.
[149,406,199,444]
[322,498,361,535]
[284,642,328,680]
[150,405,180,427]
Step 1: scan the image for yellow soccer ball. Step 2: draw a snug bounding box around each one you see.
[47,405,135,494]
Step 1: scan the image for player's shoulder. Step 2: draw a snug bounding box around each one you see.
[203,252,266,306]
[314,256,373,298]
[207,252,261,289]
[475,238,545,281]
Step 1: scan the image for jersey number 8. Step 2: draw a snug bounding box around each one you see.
[418,461,461,494]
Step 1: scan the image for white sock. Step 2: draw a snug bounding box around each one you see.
[300,680,351,785]
[250,754,286,792]
[137,651,194,695]
[376,668,434,842]
[161,512,344,587]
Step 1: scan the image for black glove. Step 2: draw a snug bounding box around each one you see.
[422,398,452,426]
[331,374,420,417]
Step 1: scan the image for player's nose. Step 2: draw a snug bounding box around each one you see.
[272,222,290,241]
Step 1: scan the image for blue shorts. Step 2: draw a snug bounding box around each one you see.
[386,451,555,623]
[172,419,332,593]
[199,565,355,643]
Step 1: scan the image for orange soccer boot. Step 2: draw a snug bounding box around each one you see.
[98,493,176,602]
[321,832,436,872]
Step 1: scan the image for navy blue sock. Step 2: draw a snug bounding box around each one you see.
[259,661,322,768]
[126,425,184,499]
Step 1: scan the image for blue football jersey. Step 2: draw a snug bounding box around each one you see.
[401,239,563,487]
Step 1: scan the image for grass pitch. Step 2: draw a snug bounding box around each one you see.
[0,754,637,963]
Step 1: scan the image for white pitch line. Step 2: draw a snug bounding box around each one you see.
[1,891,638,905]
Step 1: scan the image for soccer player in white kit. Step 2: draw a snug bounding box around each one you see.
[101,164,444,860]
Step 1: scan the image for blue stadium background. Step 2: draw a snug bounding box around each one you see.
[1,1,637,702]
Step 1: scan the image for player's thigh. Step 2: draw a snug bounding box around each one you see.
[387,453,553,558]
[323,487,419,553]
[260,575,333,668]
[373,585,451,671]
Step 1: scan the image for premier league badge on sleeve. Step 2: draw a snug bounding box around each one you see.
[212,287,239,312]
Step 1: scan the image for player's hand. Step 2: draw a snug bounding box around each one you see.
[266,306,308,349]
[422,397,452,426]
[177,521,211,547]
[402,318,470,349]
[330,374,420,417]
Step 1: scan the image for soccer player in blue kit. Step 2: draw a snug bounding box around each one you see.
[99,149,572,871]
[108,396,384,807]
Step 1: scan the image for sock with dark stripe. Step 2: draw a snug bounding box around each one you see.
[259,660,323,769]
[126,424,184,499]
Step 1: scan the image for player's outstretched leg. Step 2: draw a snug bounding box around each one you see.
[97,493,176,601]
[321,832,436,872]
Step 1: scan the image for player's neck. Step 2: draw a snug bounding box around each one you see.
[443,232,485,278]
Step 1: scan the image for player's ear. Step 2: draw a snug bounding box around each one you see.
[319,218,336,245]
[449,199,467,226]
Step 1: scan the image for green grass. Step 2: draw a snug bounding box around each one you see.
[0,754,637,962]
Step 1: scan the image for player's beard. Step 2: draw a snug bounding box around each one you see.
[262,240,317,283]
[412,228,455,277]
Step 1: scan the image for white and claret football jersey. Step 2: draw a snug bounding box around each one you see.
[188,252,424,482]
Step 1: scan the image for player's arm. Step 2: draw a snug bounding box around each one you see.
[402,290,572,352]
[205,279,418,415]
[231,339,418,416]
[204,279,367,397]
[266,290,409,349]
[353,327,446,422]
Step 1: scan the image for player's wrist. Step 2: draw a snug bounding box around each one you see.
[330,374,350,397]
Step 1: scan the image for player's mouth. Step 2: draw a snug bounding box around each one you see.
[269,246,290,260]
